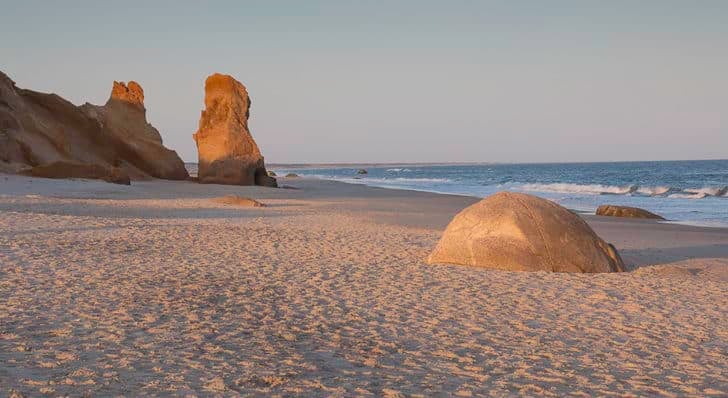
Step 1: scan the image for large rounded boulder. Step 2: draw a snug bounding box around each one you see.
[428,192,625,273]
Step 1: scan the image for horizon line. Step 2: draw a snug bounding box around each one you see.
[183,157,728,168]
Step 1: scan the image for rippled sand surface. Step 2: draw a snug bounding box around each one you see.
[1,175,727,396]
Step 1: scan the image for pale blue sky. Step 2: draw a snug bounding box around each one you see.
[2,1,726,163]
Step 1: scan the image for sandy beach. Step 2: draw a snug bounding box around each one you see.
[1,174,727,396]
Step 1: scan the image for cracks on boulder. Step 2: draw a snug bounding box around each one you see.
[509,193,562,273]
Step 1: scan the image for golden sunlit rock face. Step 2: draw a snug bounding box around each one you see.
[193,73,276,187]
[109,81,145,109]
[81,81,189,180]
[0,70,189,182]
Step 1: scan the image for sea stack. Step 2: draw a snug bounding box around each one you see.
[193,73,277,187]
[428,192,625,273]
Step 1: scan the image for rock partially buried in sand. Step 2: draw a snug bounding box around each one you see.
[285,173,299,178]
[29,161,131,185]
[596,205,665,220]
[268,170,277,177]
[212,195,265,207]
[428,192,625,273]
[193,73,277,187]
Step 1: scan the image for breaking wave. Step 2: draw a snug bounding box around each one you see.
[520,183,727,199]
[364,176,450,183]
[308,175,450,184]
[520,183,638,195]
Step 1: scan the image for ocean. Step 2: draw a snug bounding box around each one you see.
[267,160,728,227]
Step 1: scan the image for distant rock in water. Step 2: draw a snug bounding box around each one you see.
[596,205,665,220]
[285,173,299,178]
[212,195,265,207]
[193,73,277,187]
[0,70,188,182]
[357,169,368,174]
[428,192,625,273]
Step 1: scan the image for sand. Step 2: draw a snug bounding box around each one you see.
[1,174,726,396]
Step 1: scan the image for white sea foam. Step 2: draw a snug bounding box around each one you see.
[684,186,728,197]
[306,175,450,184]
[387,177,448,183]
[520,183,727,199]
[636,186,671,196]
[519,183,637,195]
[298,172,726,204]
[668,192,708,199]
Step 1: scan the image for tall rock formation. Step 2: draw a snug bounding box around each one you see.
[192,73,276,187]
[0,70,188,182]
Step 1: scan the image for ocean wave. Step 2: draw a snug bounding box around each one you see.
[386,168,412,172]
[520,183,638,195]
[306,175,450,184]
[520,183,727,199]
[668,193,708,199]
[684,186,728,197]
[374,177,450,183]
[636,186,671,196]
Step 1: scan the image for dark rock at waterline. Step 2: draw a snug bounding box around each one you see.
[596,205,665,220]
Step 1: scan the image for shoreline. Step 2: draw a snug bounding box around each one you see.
[1,174,727,396]
[273,174,728,229]
[2,172,728,260]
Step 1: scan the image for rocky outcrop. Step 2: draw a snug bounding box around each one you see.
[428,192,625,273]
[596,205,665,220]
[192,73,276,187]
[80,81,189,180]
[0,70,188,183]
[109,80,145,108]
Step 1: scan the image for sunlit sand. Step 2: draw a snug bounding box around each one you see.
[1,175,726,396]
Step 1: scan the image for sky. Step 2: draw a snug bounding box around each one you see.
[1,1,727,163]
